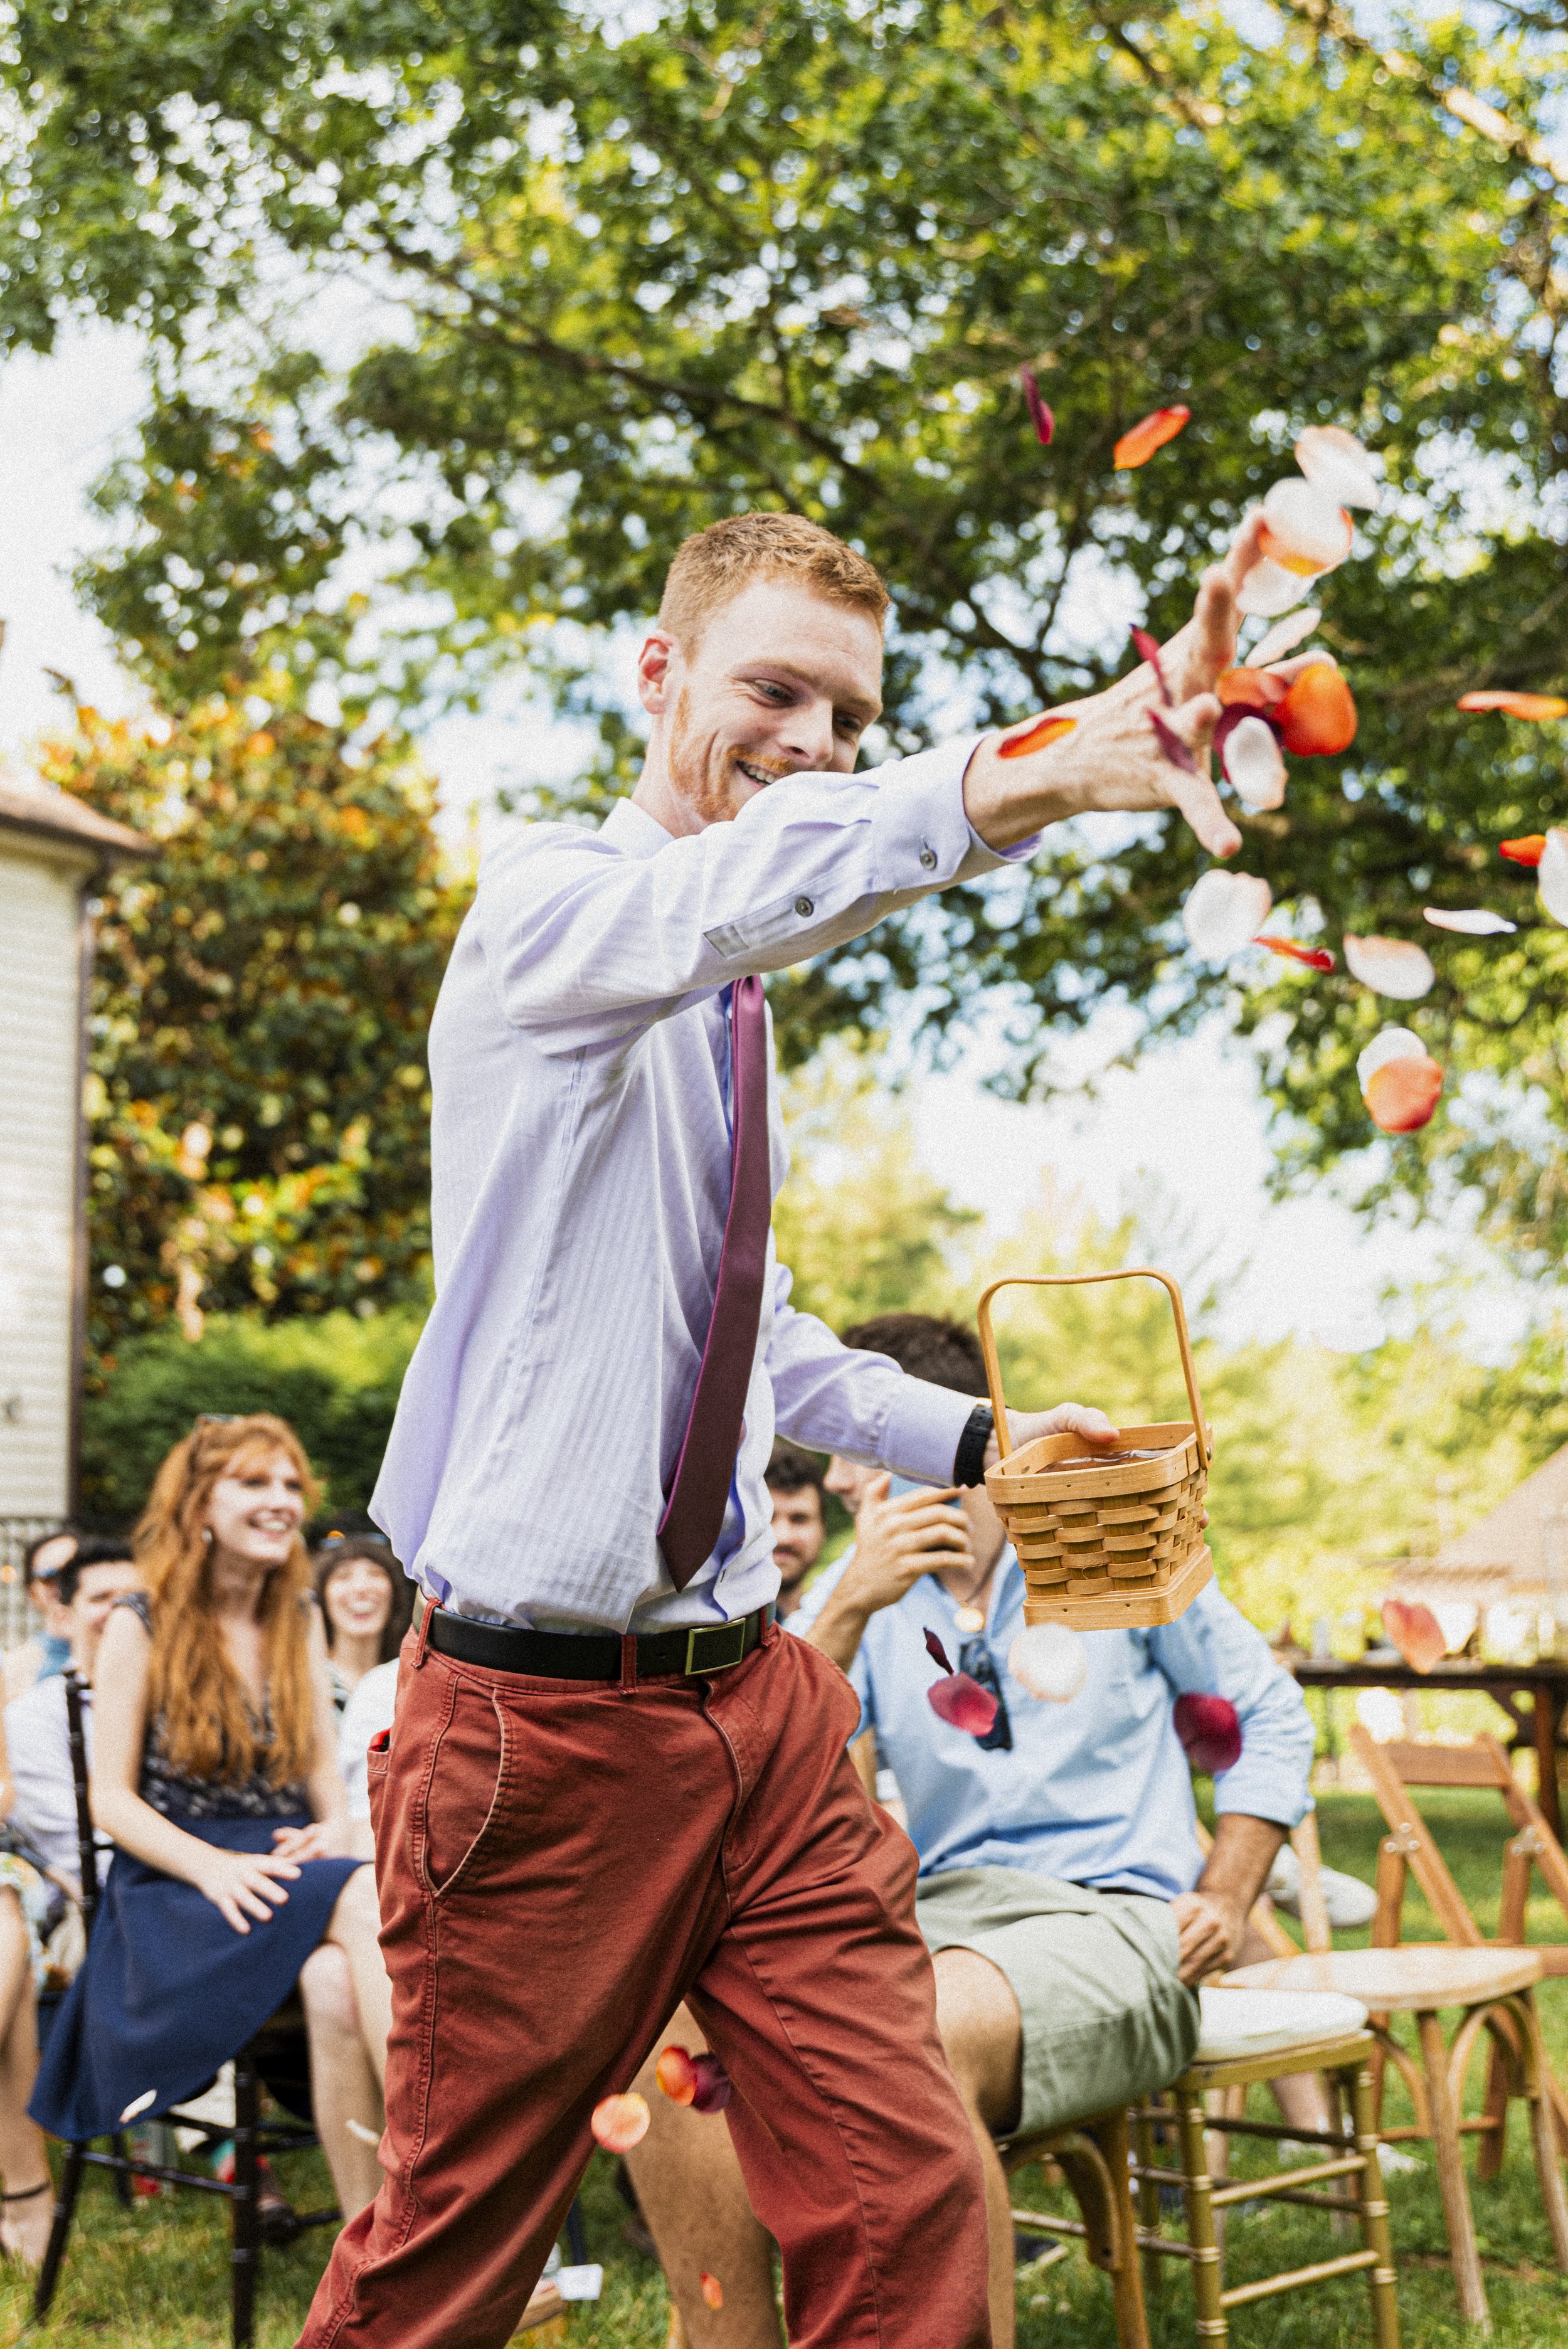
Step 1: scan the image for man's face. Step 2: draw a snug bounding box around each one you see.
[769,1484,825,1588]
[638,579,884,830]
[68,1561,140,1677]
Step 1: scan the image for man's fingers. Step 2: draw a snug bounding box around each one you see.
[1218,508,1267,600]
[1046,1404,1120,1445]
[1159,696,1243,858]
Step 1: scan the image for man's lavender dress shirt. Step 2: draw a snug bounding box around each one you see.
[371,738,1034,1633]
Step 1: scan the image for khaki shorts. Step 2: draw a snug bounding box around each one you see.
[915,1865,1200,2138]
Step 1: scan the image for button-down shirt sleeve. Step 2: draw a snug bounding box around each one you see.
[766,1266,977,1486]
[1147,1592,1316,1830]
[471,738,1032,1055]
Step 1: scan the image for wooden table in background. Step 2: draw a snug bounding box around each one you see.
[1290,1658,1568,1842]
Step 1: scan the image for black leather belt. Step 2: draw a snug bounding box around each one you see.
[413,1589,774,1680]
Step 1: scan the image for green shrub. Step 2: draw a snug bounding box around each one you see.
[80,1308,425,1526]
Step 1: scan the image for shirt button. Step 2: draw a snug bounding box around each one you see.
[919,847,938,871]
[795,895,814,916]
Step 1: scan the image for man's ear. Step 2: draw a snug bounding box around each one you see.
[637,627,679,716]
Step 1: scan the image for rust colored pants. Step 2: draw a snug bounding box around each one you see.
[297,1620,990,2348]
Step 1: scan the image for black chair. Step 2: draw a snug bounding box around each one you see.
[33,1671,338,2348]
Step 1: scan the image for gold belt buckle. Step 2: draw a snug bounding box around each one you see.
[684,1620,750,1675]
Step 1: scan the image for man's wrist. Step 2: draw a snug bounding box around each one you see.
[953,1403,994,1488]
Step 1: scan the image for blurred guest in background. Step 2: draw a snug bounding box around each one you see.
[764,1446,828,1620]
[6,1537,142,1893]
[0,1706,56,2264]
[312,1533,412,1713]
[3,1530,80,1704]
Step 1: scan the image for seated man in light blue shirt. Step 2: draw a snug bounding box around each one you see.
[625,1311,1318,2349]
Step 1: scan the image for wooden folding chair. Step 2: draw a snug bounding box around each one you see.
[1002,2107,1151,2348]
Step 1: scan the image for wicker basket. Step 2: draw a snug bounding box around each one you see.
[977,1266,1214,1629]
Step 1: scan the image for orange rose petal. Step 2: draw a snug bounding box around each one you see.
[1276,664,1357,756]
[590,2092,650,2153]
[701,2272,725,2310]
[1364,1055,1443,1133]
[1457,691,1568,721]
[1217,667,1288,711]
[1500,835,1546,867]
[1113,405,1191,470]
[1256,935,1335,971]
[655,2046,699,2107]
[1382,1598,1447,1675]
[997,713,1076,760]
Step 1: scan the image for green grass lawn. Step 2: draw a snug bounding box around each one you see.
[5,1790,1567,2346]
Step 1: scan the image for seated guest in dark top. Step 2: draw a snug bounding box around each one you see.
[312,1532,412,1714]
[31,1414,394,2223]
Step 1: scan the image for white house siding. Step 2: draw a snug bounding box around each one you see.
[0,833,92,1520]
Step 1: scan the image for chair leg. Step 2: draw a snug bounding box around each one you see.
[1347,2061,1401,2349]
[1417,2007,1490,2333]
[1175,2084,1227,2346]
[33,2141,86,2322]
[1085,2109,1152,2349]
[1517,1994,1568,2271]
[1133,2104,1163,2301]
[1476,2041,1510,2182]
[231,2043,261,2349]
[111,2129,133,2207]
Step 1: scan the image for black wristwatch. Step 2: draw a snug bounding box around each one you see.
[953,1403,995,1488]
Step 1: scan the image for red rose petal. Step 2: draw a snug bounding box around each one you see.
[1020,365,1055,447]
[1382,1597,1447,1674]
[1173,1692,1242,1776]
[997,713,1076,760]
[1276,665,1357,756]
[1149,709,1198,774]
[924,1627,955,1675]
[927,1672,1000,1738]
[690,2054,733,2115]
[1131,627,1172,706]
[1113,405,1191,469]
[1500,835,1547,867]
[1256,935,1335,971]
[655,2046,698,2107]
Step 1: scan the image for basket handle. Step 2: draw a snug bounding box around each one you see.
[975,1266,1210,1471]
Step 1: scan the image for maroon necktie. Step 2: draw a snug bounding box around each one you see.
[658,977,771,1590]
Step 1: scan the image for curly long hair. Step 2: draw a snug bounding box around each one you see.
[133,1414,320,1788]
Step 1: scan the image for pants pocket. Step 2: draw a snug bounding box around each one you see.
[418,1682,512,1899]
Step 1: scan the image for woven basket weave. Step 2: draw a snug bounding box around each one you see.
[978,1267,1214,1629]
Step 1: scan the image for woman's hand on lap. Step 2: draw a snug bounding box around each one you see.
[272,1821,335,1862]
[196,1847,301,1934]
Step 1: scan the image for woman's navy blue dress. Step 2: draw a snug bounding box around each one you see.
[30,1596,361,2143]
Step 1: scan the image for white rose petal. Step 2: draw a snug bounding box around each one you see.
[1343,934,1436,1000]
[1260,479,1353,573]
[1355,1027,1426,1091]
[1182,869,1273,960]
[1422,908,1517,936]
[1539,829,1568,927]
[1009,1623,1089,1704]
[1221,714,1288,810]
[1244,608,1322,668]
[1236,558,1316,618]
[1294,425,1381,510]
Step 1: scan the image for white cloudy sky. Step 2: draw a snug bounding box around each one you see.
[0,321,1537,1359]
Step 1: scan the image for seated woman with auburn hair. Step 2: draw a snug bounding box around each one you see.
[29,1414,393,2221]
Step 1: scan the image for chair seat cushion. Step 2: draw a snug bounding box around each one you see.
[1196,1985,1369,2062]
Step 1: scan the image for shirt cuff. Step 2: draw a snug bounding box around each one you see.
[878,1377,980,1486]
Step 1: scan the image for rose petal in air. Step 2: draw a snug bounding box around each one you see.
[1294,426,1381,510]
[1173,1693,1243,1776]
[1540,830,1568,927]
[1131,627,1172,706]
[998,713,1076,760]
[1217,667,1288,711]
[1422,908,1517,936]
[1148,709,1198,774]
[1382,1598,1446,1675]
[701,2273,726,2311]
[1219,713,1287,811]
[1182,869,1273,960]
[924,1627,955,1675]
[953,1605,986,1633]
[1275,664,1357,756]
[591,2093,650,2153]
[690,2054,733,2115]
[1113,405,1191,469]
[1009,1623,1088,1704]
[1257,935,1335,971]
[1500,835,1547,867]
[1258,480,1354,576]
[1343,934,1436,1000]
[1020,365,1055,447]
[1457,690,1568,721]
[1364,1055,1443,1133]
[656,2045,699,2106]
[927,1672,1000,1737]
[1244,608,1323,668]
[1236,559,1315,619]
[1356,1027,1426,1091]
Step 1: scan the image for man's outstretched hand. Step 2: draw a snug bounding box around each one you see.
[983,1402,1120,1475]
[962,512,1333,857]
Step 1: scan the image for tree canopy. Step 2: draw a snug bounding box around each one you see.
[5,1,1568,1248]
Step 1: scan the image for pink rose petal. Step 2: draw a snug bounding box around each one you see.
[1173,1693,1242,1775]
[1356,1027,1426,1091]
[1244,609,1322,668]
[1131,627,1172,706]
[1182,869,1273,960]
[1294,426,1380,510]
[1218,711,1287,810]
[1343,934,1436,1001]
[1020,365,1055,447]
[927,1672,1000,1737]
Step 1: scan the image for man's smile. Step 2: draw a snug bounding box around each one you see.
[736,757,790,790]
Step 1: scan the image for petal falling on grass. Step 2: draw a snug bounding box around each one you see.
[1182,869,1273,960]
[997,713,1076,760]
[591,2094,650,2153]
[1356,1027,1426,1091]
[1364,1055,1443,1133]
[927,1672,1001,1737]
[1257,935,1335,971]
[1422,908,1517,936]
[1131,627,1172,705]
[1219,713,1287,810]
[1113,405,1190,469]
[1148,709,1199,773]
[701,2274,726,2311]
[1236,558,1315,619]
[1276,664,1356,755]
[1020,365,1055,447]
[1009,1623,1088,1703]
[1244,608,1323,668]
[1500,835,1547,867]
[1258,479,1354,576]
[691,2055,733,2114]
[1173,1693,1242,1776]
[1382,1598,1447,1675]
[1457,690,1568,720]
[655,2046,699,2107]
[1539,830,1568,926]
[1294,426,1381,510]
[1343,934,1435,1000]
[924,1626,954,1675]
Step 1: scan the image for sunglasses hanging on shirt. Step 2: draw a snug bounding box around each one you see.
[956,1638,1013,1752]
